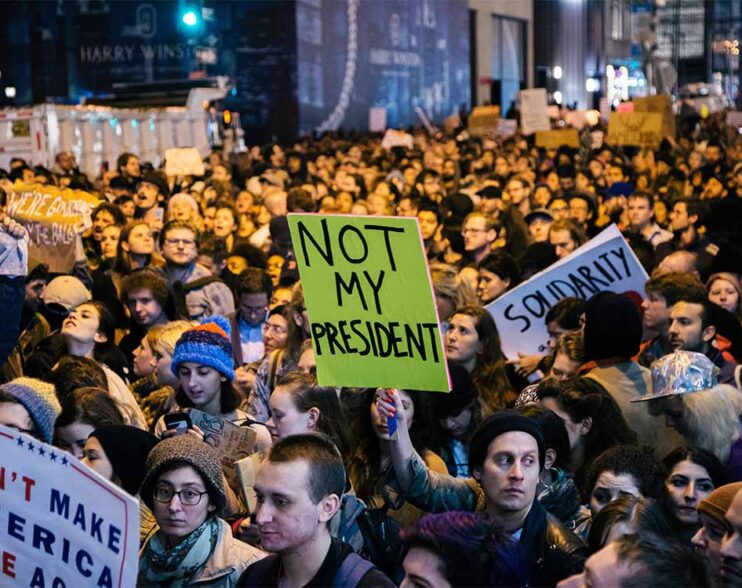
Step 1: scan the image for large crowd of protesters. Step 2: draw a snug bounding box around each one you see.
[0,104,741,587]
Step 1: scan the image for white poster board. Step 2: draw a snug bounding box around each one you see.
[486,225,648,359]
[165,147,206,177]
[520,88,551,135]
[381,129,414,151]
[0,425,139,587]
[369,107,387,132]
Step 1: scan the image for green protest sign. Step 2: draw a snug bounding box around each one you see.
[288,214,450,392]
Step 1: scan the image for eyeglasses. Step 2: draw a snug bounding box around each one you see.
[461,228,486,236]
[164,238,196,247]
[153,485,208,506]
[263,323,287,335]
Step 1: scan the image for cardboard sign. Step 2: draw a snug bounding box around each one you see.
[634,95,676,140]
[520,88,551,135]
[188,409,257,490]
[487,225,648,360]
[535,129,580,149]
[6,182,99,273]
[164,147,205,177]
[607,111,664,148]
[0,425,138,587]
[288,214,450,392]
[468,105,500,137]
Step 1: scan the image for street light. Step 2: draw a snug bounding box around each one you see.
[553,66,563,80]
[182,10,199,27]
[554,91,563,104]
[586,78,600,92]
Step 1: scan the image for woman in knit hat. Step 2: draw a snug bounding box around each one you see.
[153,316,271,451]
[81,424,159,542]
[0,377,61,444]
[138,435,265,586]
[692,482,742,584]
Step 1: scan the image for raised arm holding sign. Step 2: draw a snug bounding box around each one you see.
[287,214,450,392]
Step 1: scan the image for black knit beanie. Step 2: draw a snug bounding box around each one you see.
[583,291,642,361]
[468,410,546,472]
[90,425,159,496]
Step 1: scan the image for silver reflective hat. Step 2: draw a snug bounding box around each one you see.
[631,350,719,403]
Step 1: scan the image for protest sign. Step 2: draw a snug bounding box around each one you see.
[369,107,387,132]
[188,409,257,489]
[634,95,676,140]
[607,111,664,148]
[535,129,580,149]
[381,129,414,151]
[6,182,99,273]
[0,424,138,587]
[496,118,517,137]
[520,88,551,135]
[287,214,450,391]
[164,147,205,176]
[617,101,635,113]
[468,105,500,136]
[487,225,648,360]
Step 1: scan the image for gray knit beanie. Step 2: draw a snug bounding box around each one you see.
[0,377,61,444]
[139,434,226,514]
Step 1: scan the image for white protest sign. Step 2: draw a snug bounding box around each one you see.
[381,129,414,151]
[0,425,139,587]
[496,119,518,137]
[369,107,387,132]
[520,88,551,135]
[165,147,206,177]
[486,225,648,359]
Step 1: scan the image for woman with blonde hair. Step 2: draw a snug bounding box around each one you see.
[429,262,478,322]
[706,272,742,322]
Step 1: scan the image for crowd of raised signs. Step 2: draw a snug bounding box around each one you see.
[0,107,742,587]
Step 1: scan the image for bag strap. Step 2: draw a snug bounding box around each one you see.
[268,348,284,391]
[331,553,375,588]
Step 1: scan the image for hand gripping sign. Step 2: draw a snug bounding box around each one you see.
[487,225,648,360]
[0,425,139,588]
[287,214,450,393]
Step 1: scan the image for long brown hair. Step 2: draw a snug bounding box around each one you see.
[452,306,515,411]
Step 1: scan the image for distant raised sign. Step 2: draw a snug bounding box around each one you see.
[536,129,580,149]
[607,112,664,148]
[520,88,551,135]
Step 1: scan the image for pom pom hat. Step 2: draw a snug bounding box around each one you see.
[170,316,235,380]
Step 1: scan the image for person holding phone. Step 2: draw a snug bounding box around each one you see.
[153,316,271,453]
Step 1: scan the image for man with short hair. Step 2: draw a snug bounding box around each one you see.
[160,220,235,320]
[549,219,586,260]
[231,269,273,366]
[627,191,672,248]
[638,272,707,367]
[383,406,586,586]
[557,533,707,588]
[461,212,497,264]
[668,299,738,384]
[119,269,172,364]
[238,434,394,587]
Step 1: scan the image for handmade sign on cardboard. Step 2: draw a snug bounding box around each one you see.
[7,182,99,273]
[288,214,450,392]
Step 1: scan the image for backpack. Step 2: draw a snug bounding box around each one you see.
[331,553,375,588]
[172,275,224,320]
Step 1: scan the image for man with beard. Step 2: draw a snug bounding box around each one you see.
[160,220,235,320]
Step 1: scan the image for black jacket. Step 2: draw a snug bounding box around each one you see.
[519,499,587,587]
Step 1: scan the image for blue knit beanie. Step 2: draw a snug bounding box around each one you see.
[170,316,235,380]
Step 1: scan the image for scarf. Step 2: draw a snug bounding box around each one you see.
[139,516,220,587]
